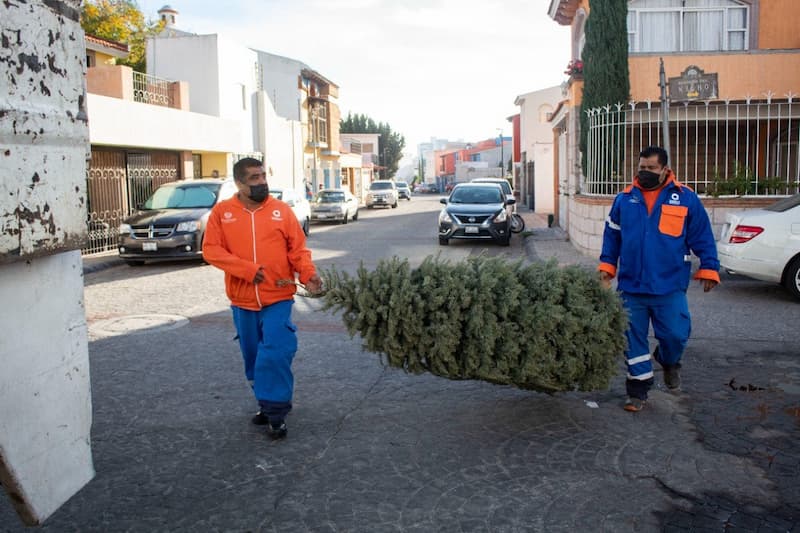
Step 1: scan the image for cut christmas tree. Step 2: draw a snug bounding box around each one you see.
[321,255,627,394]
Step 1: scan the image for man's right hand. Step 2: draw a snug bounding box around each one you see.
[599,271,613,290]
[253,267,265,284]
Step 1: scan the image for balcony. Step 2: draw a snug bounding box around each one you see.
[86,65,189,110]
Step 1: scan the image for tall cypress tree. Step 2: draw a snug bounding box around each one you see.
[579,0,630,180]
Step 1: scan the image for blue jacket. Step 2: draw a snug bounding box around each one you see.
[599,177,719,295]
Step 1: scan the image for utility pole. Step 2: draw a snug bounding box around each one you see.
[659,58,671,161]
[497,128,504,176]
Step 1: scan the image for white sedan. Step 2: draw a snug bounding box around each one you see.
[717,193,800,300]
[270,187,311,235]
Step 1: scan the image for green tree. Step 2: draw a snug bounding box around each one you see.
[340,112,406,179]
[579,0,630,178]
[81,0,162,72]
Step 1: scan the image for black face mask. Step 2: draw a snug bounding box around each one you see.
[637,170,662,190]
[248,184,269,202]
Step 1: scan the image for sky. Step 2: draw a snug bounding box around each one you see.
[136,0,572,158]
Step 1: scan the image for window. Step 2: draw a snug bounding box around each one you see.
[309,103,328,145]
[627,0,749,53]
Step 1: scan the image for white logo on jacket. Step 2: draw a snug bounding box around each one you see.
[668,192,681,205]
[222,211,236,223]
[272,209,282,221]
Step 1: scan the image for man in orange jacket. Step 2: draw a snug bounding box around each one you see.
[203,157,322,439]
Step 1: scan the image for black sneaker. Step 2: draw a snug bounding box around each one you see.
[251,411,269,426]
[664,365,681,391]
[266,421,287,440]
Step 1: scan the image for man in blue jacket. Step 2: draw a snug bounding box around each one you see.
[598,146,720,412]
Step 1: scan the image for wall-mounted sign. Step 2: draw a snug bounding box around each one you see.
[668,65,719,101]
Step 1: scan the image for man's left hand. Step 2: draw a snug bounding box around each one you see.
[304,273,323,294]
[701,279,718,293]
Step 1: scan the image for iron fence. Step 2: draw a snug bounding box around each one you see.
[132,71,173,107]
[585,93,800,197]
[82,150,180,255]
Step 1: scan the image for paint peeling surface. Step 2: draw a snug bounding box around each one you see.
[0,0,89,265]
[0,0,94,527]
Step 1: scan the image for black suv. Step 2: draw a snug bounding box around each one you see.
[438,183,515,246]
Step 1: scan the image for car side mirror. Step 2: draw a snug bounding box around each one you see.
[506,198,516,205]
[440,198,447,205]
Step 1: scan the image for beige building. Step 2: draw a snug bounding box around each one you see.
[548,0,800,254]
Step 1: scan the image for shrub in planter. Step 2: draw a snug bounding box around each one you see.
[321,255,627,393]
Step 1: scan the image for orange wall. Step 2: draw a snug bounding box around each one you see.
[758,0,800,49]
[629,52,800,102]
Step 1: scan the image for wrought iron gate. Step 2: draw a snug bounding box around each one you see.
[83,149,180,255]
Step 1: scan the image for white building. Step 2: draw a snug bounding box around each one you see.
[514,85,563,214]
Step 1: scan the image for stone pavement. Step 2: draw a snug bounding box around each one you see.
[3,208,798,532]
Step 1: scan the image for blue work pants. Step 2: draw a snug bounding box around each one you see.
[231,300,297,421]
[621,291,691,399]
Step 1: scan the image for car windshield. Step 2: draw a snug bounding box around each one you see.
[396,182,408,188]
[370,182,393,190]
[449,187,503,204]
[765,193,800,212]
[315,191,345,203]
[143,183,220,209]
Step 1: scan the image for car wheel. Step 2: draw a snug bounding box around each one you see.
[509,213,525,233]
[392,201,398,208]
[499,234,511,247]
[125,259,145,267]
[784,256,800,300]
[367,205,373,209]
[352,209,359,221]
[438,236,449,245]
[303,217,310,236]
[341,212,349,225]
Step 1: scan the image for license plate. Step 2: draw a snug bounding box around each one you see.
[465,227,479,234]
[142,241,157,251]
[317,214,328,219]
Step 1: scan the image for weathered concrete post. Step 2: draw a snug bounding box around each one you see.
[0,0,95,525]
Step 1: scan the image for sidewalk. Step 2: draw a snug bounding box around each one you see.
[81,250,124,275]
[515,205,596,269]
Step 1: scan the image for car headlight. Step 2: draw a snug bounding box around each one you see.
[176,220,200,232]
[439,210,452,224]
[118,223,132,235]
[493,210,508,223]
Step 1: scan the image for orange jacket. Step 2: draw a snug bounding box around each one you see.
[202,195,316,310]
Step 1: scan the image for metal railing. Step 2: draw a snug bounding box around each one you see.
[132,71,173,107]
[585,93,800,196]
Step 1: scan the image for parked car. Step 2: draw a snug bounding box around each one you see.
[471,178,515,211]
[366,180,398,208]
[270,187,311,235]
[310,188,359,224]
[414,182,437,194]
[717,193,800,300]
[118,178,238,265]
[438,182,515,246]
[395,181,412,201]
